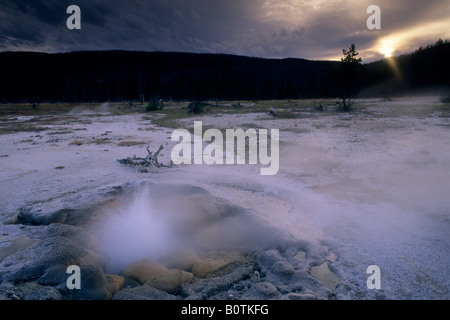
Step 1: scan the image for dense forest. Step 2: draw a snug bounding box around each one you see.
[0,41,449,103]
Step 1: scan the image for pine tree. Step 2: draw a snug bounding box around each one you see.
[339,44,362,111]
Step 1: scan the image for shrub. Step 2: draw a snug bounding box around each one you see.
[440,95,450,103]
[146,98,164,112]
[187,101,207,114]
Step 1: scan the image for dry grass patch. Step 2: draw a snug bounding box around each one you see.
[117,140,148,147]
[69,139,83,146]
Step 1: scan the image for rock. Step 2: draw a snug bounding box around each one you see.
[256,249,284,270]
[0,235,36,262]
[181,264,254,299]
[290,270,333,297]
[284,292,319,300]
[191,258,233,278]
[120,260,167,284]
[250,271,260,282]
[0,282,19,300]
[310,262,339,291]
[122,276,140,289]
[24,287,63,300]
[38,264,67,285]
[271,261,296,276]
[16,209,68,226]
[2,213,19,225]
[3,236,101,284]
[160,248,201,272]
[145,269,195,294]
[283,247,299,258]
[44,223,84,238]
[233,282,245,291]
[242,282,282,300]
[111,285,178,300]
[60,265,109,300]
[293,251,307,264]
[105,274,125,299]
[306,245,327,264]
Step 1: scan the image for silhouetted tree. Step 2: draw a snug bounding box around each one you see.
[339,44,362,111]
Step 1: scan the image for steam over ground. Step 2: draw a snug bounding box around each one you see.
[0,97,449,299]
[91,183,287,274]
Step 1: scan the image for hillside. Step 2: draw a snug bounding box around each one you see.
[363,41,450,96]
[0,42,449,103]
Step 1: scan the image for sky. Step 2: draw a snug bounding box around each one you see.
[1,0,449,62]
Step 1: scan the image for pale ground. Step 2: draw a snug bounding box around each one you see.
[0,97,449,299]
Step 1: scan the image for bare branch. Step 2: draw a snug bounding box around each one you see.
[117,145,173,169]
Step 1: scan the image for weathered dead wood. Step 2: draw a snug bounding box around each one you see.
[267,110,280,117]
[117,145,173,168]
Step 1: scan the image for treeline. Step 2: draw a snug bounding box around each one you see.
[0,51,338,102]
[0,41,449,103]
[362,39,450,97]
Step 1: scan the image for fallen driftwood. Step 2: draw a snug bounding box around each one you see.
[117,145,173,168]
[267,110,280,117]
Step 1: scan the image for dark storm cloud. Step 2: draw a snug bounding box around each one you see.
[1,0,112,26]
[0,0,448,60]
[0,0,115,51]
[2,0,64,25]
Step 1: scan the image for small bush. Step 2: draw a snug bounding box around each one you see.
[146,99,164,112]
[187,101,207,114]
[440,95,450,103]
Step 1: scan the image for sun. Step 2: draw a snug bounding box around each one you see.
[378,38,395,58]
[381,46,393,58]
[377,37,396,58]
